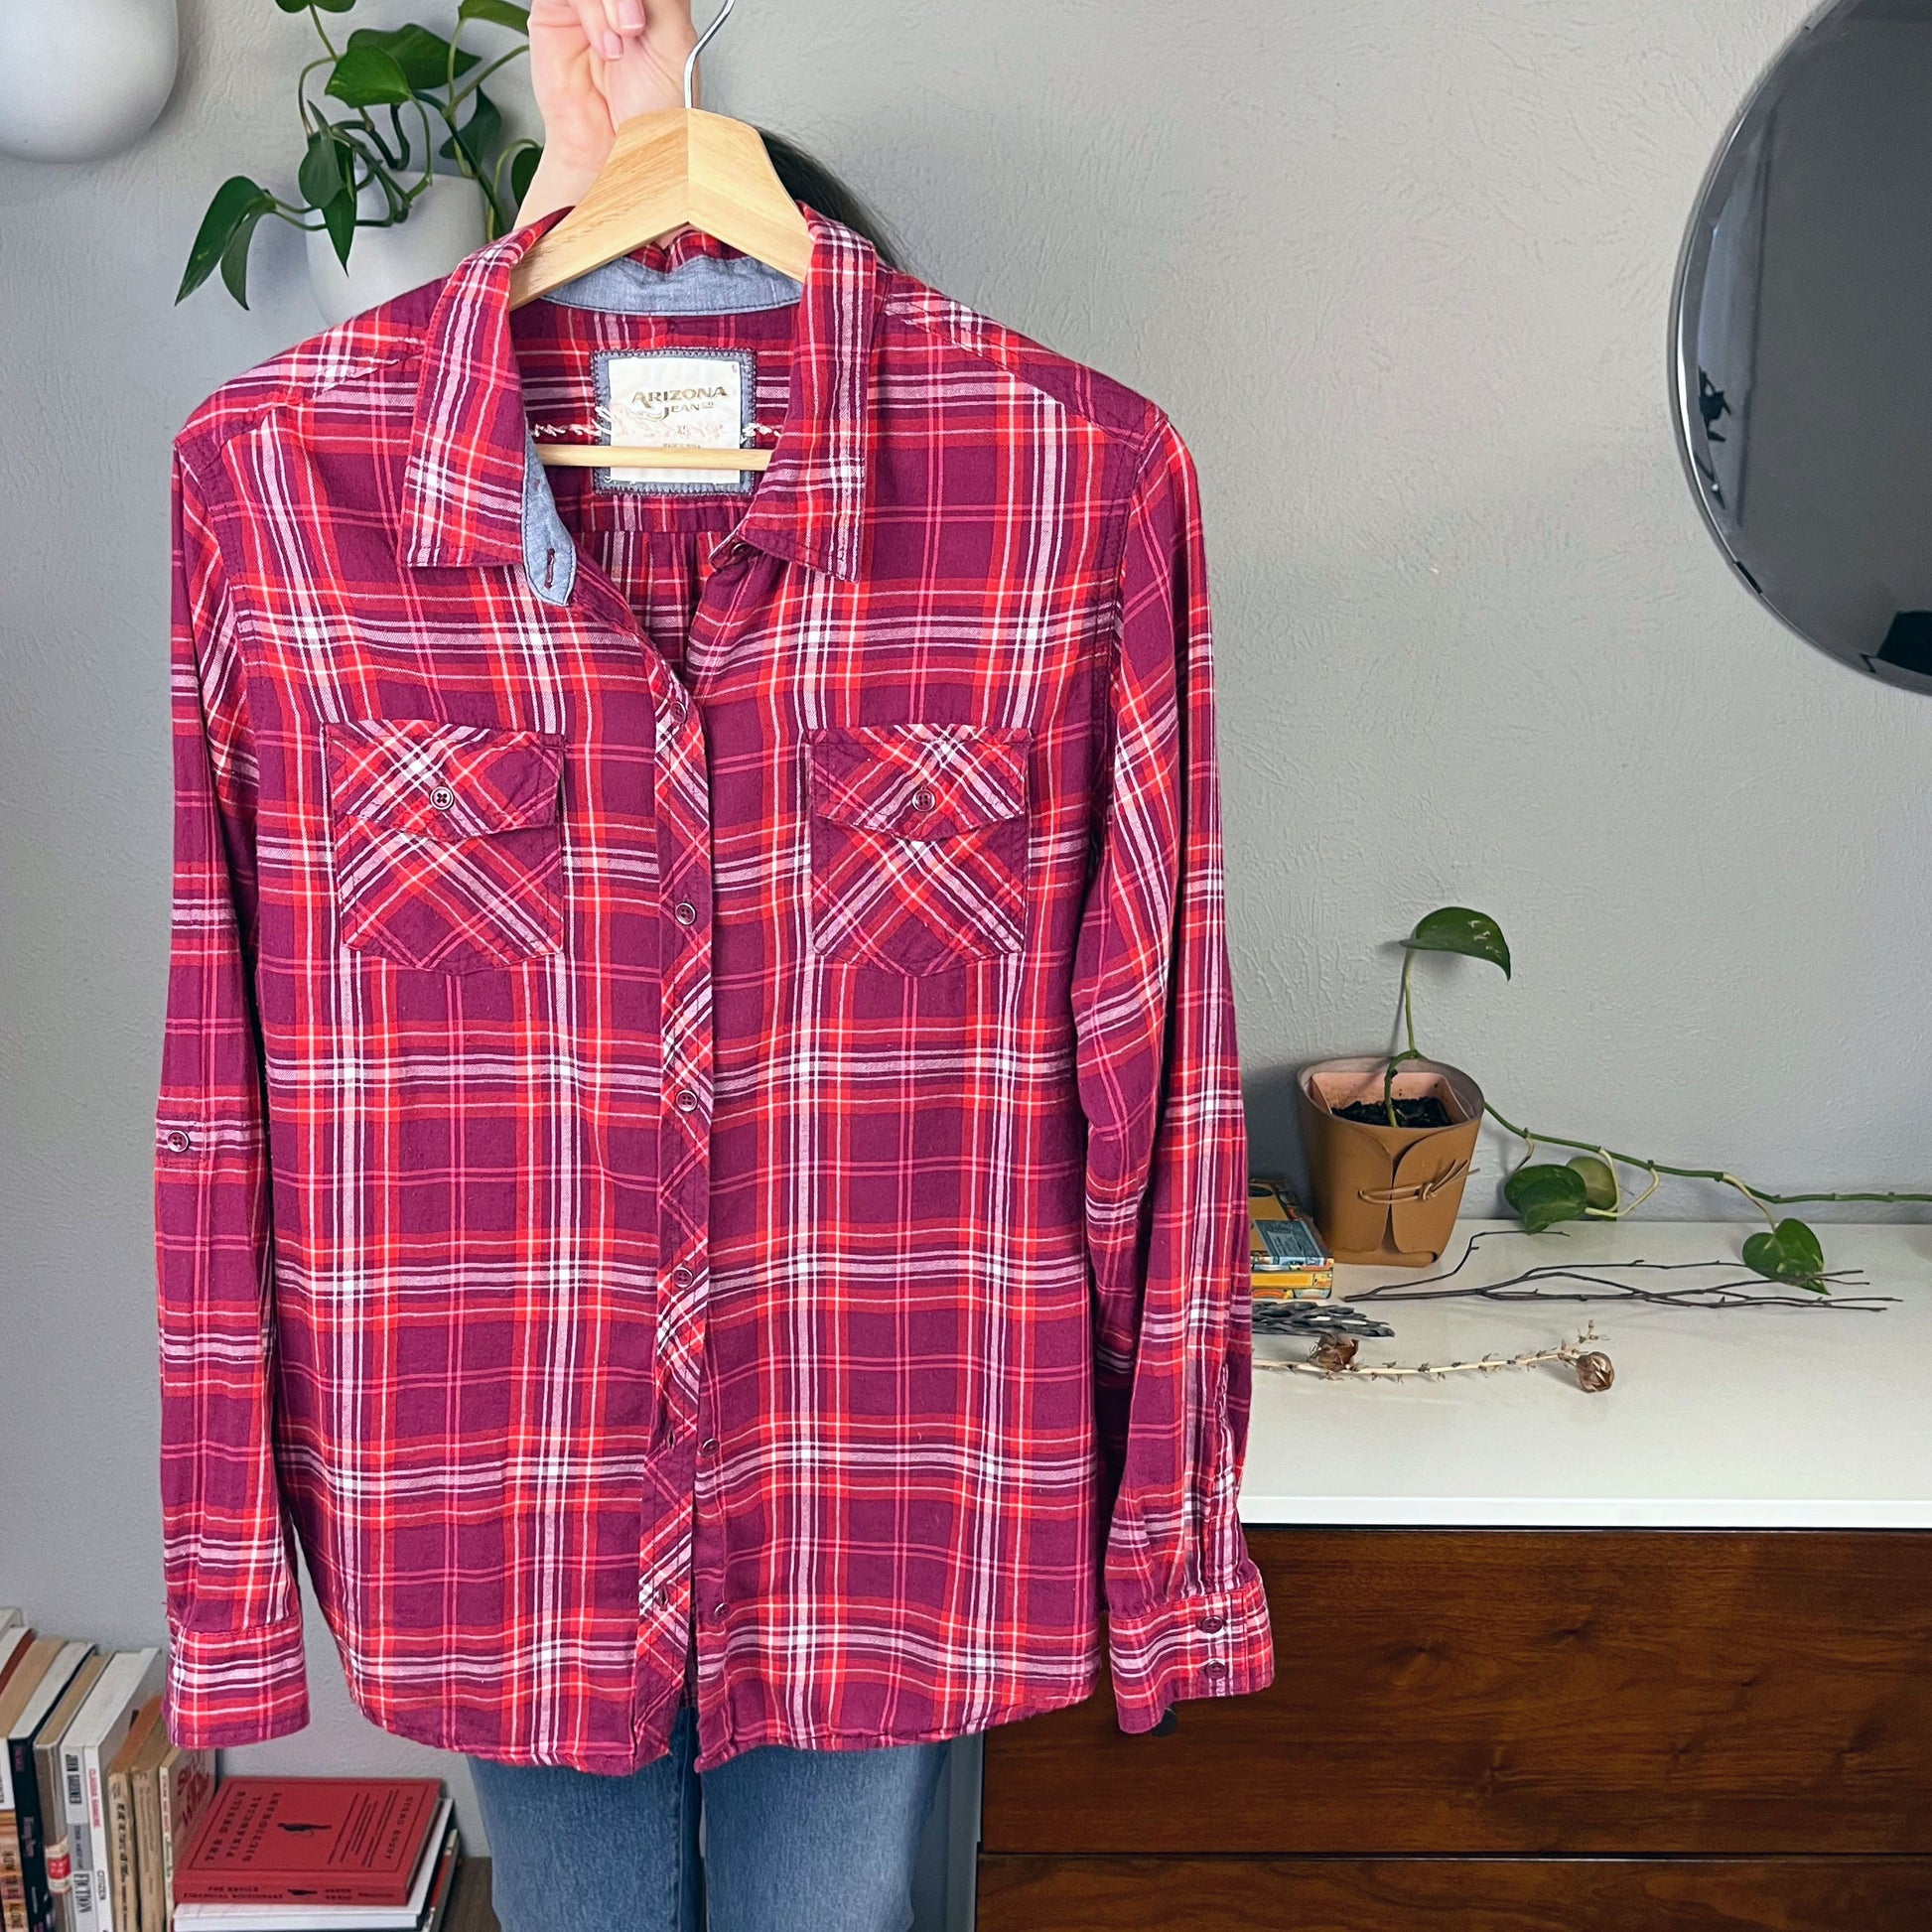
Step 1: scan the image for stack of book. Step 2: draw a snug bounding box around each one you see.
[0,1609,208,1932]
[172,1782,459,1932]
[1249,1175,1335,1300]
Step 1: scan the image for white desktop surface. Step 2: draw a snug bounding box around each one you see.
[1240,1218,1932,1529]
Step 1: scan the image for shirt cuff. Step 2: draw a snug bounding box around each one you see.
[164,1612,311,1749]
[1105,1554,1275,1733]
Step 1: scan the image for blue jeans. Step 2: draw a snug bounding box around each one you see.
[467,1705,949,1932]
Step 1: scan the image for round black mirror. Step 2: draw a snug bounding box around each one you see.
[1674,0,1932,693]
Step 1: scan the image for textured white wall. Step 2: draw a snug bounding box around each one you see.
[2,0,1921,1895]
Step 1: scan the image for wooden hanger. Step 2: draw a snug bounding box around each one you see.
[509,0,812,476]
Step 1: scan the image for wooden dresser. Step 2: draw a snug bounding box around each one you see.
[976,1221,1932,1931]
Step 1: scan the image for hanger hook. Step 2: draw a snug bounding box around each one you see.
[682,0,737,111]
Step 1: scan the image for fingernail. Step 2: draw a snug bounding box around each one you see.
[618,2,643,26]
[602,29,622,58]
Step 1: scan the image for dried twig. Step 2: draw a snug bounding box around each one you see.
[1260,1321,1615,1390]
[1345,1228,1897,1312]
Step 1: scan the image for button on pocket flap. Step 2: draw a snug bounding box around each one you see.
[809,725,1029,841]
[324,719,566,840]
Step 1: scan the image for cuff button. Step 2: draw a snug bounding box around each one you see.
[1202,1660,1229,1677]
[1197,1613,1226,1633]
[165,1130,192,1154]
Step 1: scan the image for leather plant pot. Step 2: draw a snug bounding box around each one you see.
[1298,1055,1484,1266]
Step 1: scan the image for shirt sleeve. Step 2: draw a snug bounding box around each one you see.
[1071,412,1276,1733]
[154,441,310,1747]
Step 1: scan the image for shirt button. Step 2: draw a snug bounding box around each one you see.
[675,1088,700,1114]
[673,900,698,926]
[165,1130,192,1154]
[700,1436,719,1454]
[1202,1660,1230,1677]
[710,1601,728,1622]
[1197,1613,1226,1634]
[910,785,936,813]
[672,1265,693,1288]
[429,784,456,811]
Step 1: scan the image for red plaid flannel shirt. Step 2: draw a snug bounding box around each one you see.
[156,201,1273,1772]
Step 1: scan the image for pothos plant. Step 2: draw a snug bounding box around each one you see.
[1379,906,1932,1292]
[178,0,544,309]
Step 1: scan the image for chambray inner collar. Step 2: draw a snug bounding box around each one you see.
[400,202,879,605]
[520,425,577,608]
[540,248,803,317]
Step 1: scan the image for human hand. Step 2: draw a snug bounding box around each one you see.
[517,0,701,224]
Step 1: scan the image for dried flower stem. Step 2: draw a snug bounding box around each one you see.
[1262,1323,1612,1386]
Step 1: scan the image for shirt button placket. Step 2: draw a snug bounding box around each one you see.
[658,671,712,1407]
[654,666,721,1726]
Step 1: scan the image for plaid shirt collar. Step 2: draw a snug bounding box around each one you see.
[399,200,881,597]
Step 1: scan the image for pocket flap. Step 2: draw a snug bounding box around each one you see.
[808,724,1028,840]
[324,719,565,840]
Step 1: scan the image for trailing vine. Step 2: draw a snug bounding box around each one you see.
[1366,906,1932,1293]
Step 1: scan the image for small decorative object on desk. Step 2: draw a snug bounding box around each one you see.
[1249,1176,1333,1299]
[1260,1319,1616,1394]
[1250,1300,1394,1339]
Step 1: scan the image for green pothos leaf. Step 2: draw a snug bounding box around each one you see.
[1741,1218,1829,1292]
[349,24,480,90]
[507,141,542,208]
[319,184,357,266]
[178,176,276,302]
[1567,1154,1618,1211]
[459,0,531,31]
[438,87,501,174]
[326,41,413,108]
[1503,1162,1590,1234]
[217,201,275,308]
[298,125,347,208]
[1405,906,1512,979]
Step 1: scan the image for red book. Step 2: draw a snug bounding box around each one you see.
[173,1779,443,1906]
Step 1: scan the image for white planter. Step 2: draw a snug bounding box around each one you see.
[307,175,489,329]
[0,0,178,162]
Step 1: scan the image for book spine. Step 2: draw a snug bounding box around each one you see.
[129,1767,160,1932]
[173,1879,418,1905]
[42,1790,72,1932]
[59,1742,94,1932]
[1,1808,26,1932]
[153,1793,172,1932]
[10,1740,49,1932]
[81,1730,130,1932]
[418,1825,459,1932]
[39,1719,77,1932]
[102,1773,133,1932]
[155,1757,212,1932]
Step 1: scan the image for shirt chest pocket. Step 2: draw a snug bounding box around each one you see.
[805,723,1031,975]
[322,718,568,974]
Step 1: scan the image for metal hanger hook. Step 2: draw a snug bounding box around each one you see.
[682,0,737,111]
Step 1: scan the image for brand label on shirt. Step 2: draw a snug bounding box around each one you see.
[593,348,758,495]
